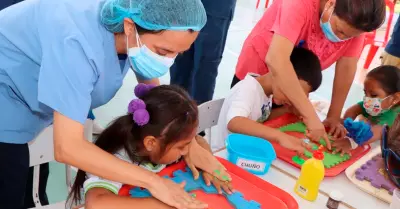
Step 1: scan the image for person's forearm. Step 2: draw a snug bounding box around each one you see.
[195,135,212,153]
[266,56,319,123]
[327,58,357,119]
[137,77,160,85]
[228,117,283,142]
[364,125,383,145]
[86,195,172,209]
[57,139,156,189]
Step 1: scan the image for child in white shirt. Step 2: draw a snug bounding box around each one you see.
[215,48,322,152]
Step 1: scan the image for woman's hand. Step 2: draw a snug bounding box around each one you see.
[277,133,312,155]
[202,172,234,194]
[148,177,208,209]
[304,117,331,150]
[323,117,348,139]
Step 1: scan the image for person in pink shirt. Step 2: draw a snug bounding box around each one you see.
[232,0,386,145]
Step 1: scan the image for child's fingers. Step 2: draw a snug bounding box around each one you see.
[179,181,187,189]
[212,178,223,194]
[221,183,233,194]
[203,173,212,186]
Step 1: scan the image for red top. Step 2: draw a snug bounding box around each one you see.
[235,0,365,80]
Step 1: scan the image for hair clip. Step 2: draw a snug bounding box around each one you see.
[134,83,156,98]
[128,99,150,126]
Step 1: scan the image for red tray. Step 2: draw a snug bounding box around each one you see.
[263,113,371,177]
[119,157,298,209]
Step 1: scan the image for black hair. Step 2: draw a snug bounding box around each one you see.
[367,65,400,95]
[388,114,400,156]
[335,0,386,32]
[68,85,198,205]
[291,47,323,92]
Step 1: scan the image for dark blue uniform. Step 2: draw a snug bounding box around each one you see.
[0,0,22,10]
[386,18,400,58]
[170,0,237,104]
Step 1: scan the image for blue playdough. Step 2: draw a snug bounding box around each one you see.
[343,118,373,145]
[129,167,261,209]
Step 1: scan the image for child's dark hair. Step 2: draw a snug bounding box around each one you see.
[291,47,322,92]
[367,65,400,95]
[68,85,198,204]
[335,0,385,32]
[388,114,400,156]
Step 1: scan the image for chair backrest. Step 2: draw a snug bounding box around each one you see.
[29,126,55,167]
[197,98,225,133]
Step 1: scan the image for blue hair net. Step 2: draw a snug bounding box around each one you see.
[100,0,207,33]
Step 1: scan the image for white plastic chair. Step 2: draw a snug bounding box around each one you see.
[29,120,93,209]
[197,98,225,146]
[28,125,66,209]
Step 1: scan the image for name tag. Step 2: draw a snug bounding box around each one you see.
[236,158,265,172]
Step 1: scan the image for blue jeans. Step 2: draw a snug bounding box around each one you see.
[170,14,232,104]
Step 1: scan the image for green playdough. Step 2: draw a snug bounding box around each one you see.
[280,122,351,168]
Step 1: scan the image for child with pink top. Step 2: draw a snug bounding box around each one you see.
[233,0,386,143]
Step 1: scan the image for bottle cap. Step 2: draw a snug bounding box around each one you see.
[329,190,343,201]
[313,145,325,160]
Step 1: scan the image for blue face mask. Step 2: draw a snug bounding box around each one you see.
[127,30,175,80]
[320,9,343,43]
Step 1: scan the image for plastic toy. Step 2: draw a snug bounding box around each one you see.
[119,158,299,209]
[355,154,396,195]
[343,118,373,145]
[130,167,261,209]
[295,146,325,201]
[263,113,371,177]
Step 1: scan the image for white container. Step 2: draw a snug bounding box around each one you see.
[390,188,400,209]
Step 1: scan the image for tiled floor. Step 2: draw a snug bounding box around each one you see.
[46,0,398,203]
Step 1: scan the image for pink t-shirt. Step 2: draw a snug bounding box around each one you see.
[235,0,365,80]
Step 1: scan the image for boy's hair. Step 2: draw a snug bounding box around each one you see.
[367,65,400,95]
[291,47,322,92]
[335,0,385,32]
[68,85,198,204]
[388,114,400,156]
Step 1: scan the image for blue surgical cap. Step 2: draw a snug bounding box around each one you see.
[100,0,207,33]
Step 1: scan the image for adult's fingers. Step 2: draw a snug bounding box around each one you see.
[322,133,331,150]
[221,183,233,194]
[212,179,222,194]
[203,174,211,186]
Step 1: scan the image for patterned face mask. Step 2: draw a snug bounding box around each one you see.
[363,96,392,116]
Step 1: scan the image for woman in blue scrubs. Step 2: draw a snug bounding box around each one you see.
[0,0,216,208]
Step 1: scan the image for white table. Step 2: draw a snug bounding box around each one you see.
[215,149,350,209]
[271,149,389,209]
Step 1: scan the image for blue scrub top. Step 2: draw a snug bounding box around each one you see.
[201,0,237,20]
[0,0,130,144]
[386,18,400,58]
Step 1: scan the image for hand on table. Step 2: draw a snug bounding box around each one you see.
[332,138,353,156]
[277,133,312,155]
[184,139,231,182]
[148,177,208,209]
[203,172,234,194]
[323,117,348,139]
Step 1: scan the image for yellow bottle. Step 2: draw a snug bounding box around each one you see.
[294,147,325,201]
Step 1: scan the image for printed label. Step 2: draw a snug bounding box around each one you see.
[297,185,308,196]
[236,158,265,172]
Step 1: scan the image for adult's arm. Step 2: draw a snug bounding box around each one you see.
[327,57,357,120]
[266,35,329,147]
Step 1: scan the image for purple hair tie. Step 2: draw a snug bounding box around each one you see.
[134,83,156,98]
[128,99,150,126]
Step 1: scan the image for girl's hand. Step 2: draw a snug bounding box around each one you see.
[148,177,208,209]
[202,172,234,195]
[277,133,312,155]
[332,138,352,156]
[185,140,232,182]
[323,117,348,139]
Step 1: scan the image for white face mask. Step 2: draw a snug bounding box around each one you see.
[363,96,392,116]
